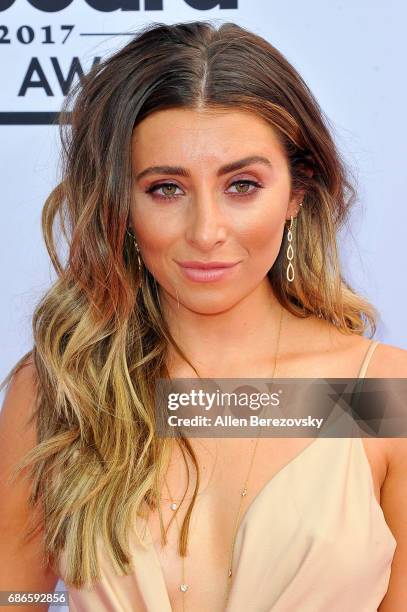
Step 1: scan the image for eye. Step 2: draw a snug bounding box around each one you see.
[227,179,262,196]
[144,179,263,201]
[145,182,183,200]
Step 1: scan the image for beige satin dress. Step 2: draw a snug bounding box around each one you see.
[58,340,397,611]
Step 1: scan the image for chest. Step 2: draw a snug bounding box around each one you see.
[142,435,387,612]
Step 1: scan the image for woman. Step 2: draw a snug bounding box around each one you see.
[0,20,406,612]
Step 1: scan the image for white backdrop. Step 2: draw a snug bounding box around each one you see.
[0,0,406,605]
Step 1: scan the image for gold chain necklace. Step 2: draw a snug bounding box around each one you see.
[162,303,284,611]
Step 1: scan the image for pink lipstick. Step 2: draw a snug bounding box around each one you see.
[176,260,240,283]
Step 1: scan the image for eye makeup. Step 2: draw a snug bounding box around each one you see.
[144,179,263,201]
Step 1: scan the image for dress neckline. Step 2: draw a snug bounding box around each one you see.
[141,434,389,610]
[143,434,324,609]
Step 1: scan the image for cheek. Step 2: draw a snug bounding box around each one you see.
[237,208,285,263]
[130,204,180,272]
[135,220,169,251]
[131,199,170,246]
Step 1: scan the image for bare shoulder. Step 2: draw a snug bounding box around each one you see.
[1,354,37,412]
[299,320,407,462]
[0,355,59,599]
[366,341,407,377]
[373,342,407,458]
[0,356,39,449]
[350,338,407,452]
[306,314,407,375]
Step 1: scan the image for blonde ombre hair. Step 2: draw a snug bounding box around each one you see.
[1,20,377,587]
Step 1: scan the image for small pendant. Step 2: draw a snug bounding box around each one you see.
[170,502,178,510]
[241,488,247,497]
[228,568,232,578]
[180,584,189,592]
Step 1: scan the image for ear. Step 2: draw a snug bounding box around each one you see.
[286,192,305,221]
[286,166,313,220]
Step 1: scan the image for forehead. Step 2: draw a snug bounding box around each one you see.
[131,107,286,167]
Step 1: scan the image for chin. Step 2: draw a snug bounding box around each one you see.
[180,294,241,315]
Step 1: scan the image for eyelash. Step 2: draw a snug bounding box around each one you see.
[145,179,263,200]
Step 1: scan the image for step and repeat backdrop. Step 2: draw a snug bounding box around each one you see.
[0,0,406,605]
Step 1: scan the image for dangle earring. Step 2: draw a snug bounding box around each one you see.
[126,227,142,273]
[286,202,303,283]
[286,216,295,282]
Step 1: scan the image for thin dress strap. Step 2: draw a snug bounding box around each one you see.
[358,339,380,379]
[350,339,381,436]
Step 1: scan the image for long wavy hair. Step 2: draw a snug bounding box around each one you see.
[1,20,378,587]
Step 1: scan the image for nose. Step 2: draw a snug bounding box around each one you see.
[184,187,227,252]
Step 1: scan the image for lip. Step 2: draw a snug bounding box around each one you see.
[176,260,239,269]
[176,260,241,283]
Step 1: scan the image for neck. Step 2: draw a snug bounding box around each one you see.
[160,278,284,377]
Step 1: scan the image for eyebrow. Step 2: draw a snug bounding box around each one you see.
[135,155,272,182]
